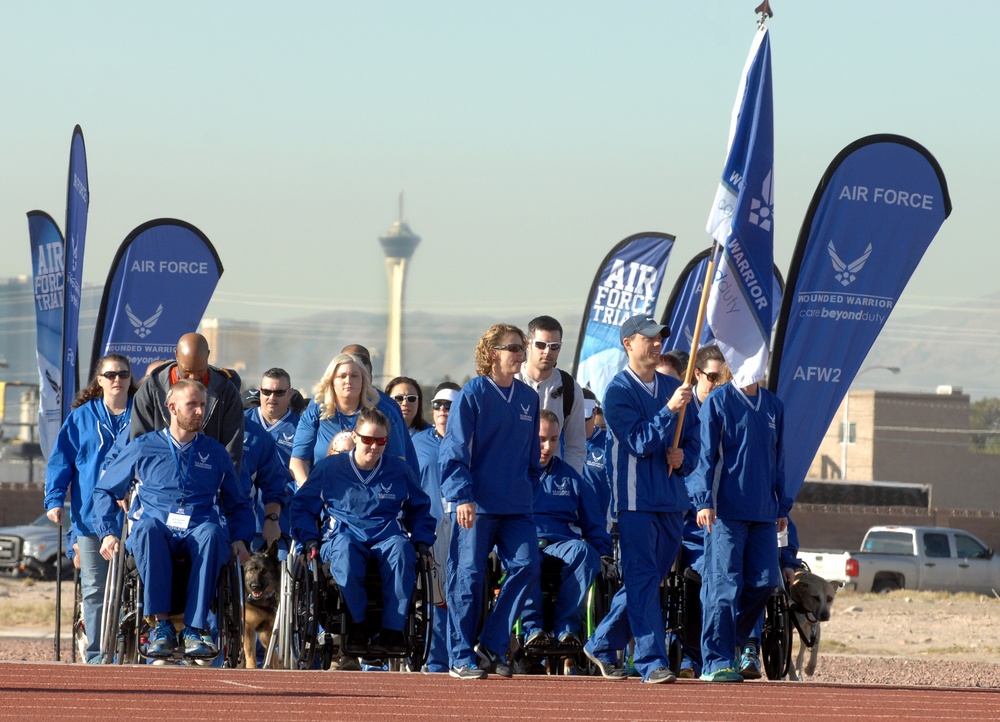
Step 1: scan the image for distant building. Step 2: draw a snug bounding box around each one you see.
[378,196,420,385]
[810,388,1000,511]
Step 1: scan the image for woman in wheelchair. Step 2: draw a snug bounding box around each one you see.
[521,410,614,652]
[291,407,436,655]
[94,379,256,659]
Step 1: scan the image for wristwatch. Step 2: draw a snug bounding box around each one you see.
[264,513,280,521]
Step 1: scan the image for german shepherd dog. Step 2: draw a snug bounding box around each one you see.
[243,542,281,668]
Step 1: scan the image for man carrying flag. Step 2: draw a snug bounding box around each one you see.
[693,21,791,683]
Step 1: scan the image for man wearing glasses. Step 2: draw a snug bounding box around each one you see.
[131,332,245,477]
[291,407,435,655]
[516,315,587,474]
[246,368,299,467]
[440,323,542,680]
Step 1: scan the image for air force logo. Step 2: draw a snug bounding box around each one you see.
[126,303,164,339]
[378,481,397,500]
[767,412,776,431]
[519,403,533,422]
[194,451,213,470]
[749,170,774,232]
[828,241,873,287]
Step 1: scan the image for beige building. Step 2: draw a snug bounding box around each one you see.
[810,388,1000,511]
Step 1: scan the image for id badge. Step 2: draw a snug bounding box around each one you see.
[166,505,192,531]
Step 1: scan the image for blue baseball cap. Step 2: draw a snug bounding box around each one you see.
[619,315,669,344]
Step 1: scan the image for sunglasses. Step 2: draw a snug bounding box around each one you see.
[432,400,452,411]
[260,388,289,397]
[698,370,721,384]
[530,340,562,352]
[100,370,131,380]
[356,434,389,446]
[392,394,419,404]
[493,344,525,354]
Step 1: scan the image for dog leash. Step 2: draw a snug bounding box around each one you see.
[788,599,819,649]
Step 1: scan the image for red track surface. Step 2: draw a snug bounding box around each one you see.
[1,663,998,721]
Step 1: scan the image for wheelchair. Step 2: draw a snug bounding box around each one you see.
[502,543,621,676]
[760,572,795,680]
[72,568,87,663]
[285,547,434,671]
[99,512,245,667]
[662,563,702,676]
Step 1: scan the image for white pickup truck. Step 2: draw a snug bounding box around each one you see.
[800,526,1000,595]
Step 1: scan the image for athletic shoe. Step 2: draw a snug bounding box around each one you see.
[699,667,744,682]
[329,655,362,671]
[147,619,177,657]
[181,626,217,658]
[449,665,487,680]
[738,643,762,680]
[475,643,512,678]
[524,630,551,649]
[582,645,628,681]
[557,631,582,649]
[644,666,677,684]
[678,667,698,679]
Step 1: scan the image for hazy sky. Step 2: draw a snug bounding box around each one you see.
[4,2,996,336]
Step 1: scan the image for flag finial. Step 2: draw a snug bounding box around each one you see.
[755,1,773,26]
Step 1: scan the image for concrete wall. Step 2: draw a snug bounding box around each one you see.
[0,482,45,527]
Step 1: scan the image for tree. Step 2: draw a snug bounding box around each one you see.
[969,397,1000,453]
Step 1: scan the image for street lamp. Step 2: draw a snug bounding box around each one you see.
[841,365,901,480]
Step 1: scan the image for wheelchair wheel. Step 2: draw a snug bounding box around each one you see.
[216,557,245,668]
[576,569,620,676]
[761,586,792,680]
[406,563,434,672]
[72,569,85,663]
[288,554,322,670]
[100,527,138,664]
[662,570,686,676]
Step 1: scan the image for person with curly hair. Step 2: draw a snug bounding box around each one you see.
[440,323,542,680]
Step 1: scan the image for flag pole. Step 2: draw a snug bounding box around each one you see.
[670,240,721,451]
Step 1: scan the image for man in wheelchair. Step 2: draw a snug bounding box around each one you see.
[290,407,435,655]
[94,379,255,658]
[520,410,614,654]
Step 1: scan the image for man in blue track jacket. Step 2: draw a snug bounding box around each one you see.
[582,315,698,685]
[520,410,613,651]
[94,379,255,659]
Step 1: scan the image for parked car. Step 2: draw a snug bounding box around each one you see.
[802,525,1000,595]
[0,509,73,580]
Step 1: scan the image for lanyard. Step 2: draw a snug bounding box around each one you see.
[333,406,359,431]
[165,429,196,505]
[95,398,131,448]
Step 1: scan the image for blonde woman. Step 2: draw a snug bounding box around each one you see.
[289,353,408,483]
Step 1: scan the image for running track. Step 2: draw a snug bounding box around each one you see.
[1,663,998,721]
